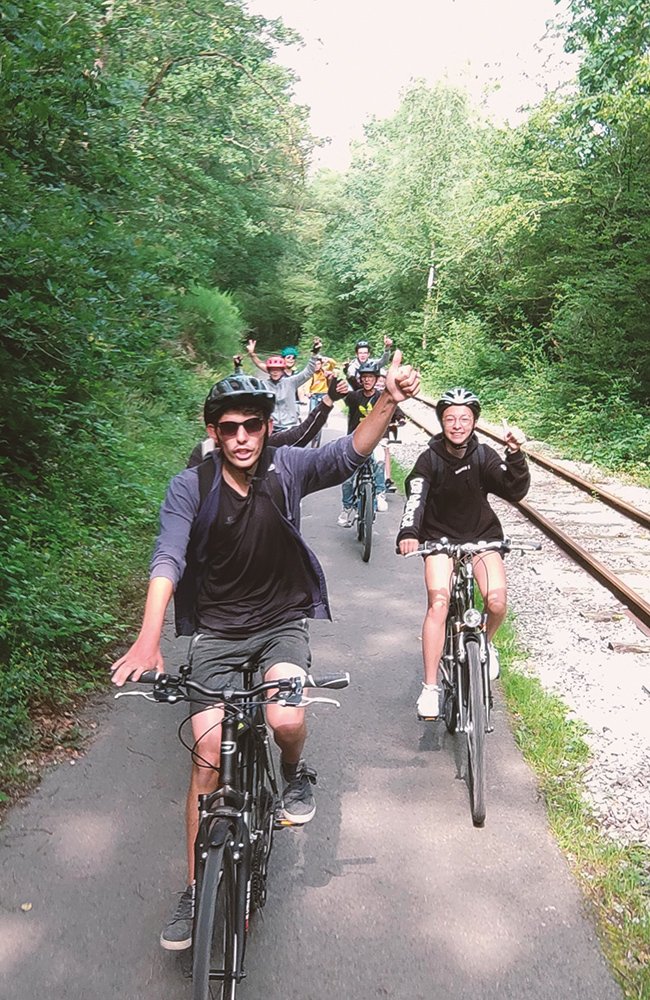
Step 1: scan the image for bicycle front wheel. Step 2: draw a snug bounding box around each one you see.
[250,740,277,912]
[192,840,238,1000]
[360,482,373,562]
[466,640,487,827]
[356,488,364,541]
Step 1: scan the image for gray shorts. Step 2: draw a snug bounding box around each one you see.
[187,619,311,715]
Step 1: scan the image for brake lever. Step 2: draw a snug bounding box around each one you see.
[114,690,158,702]
[286,696,342,708]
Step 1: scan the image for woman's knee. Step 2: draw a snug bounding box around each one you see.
[425,592,449,625]
[485,589,507,619]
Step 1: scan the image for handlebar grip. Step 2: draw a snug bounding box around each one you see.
[134,669,163,685]
[305,672,350,690]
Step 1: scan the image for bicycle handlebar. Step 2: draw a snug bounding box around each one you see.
[404,537,542,559]
[120,669,350,705]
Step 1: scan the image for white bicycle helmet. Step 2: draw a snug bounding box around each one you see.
[435,387,481,422]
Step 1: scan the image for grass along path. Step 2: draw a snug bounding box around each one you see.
[498,622,650,1000]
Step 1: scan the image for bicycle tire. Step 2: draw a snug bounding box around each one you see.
[356,485,364,541]
[442,623,457,733]
[443,680,457,734]
[250,740,276,911]
[466,640,487,827]
[361,482,373,562]
[192,840,238,1000]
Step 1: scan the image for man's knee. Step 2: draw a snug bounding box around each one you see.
[265,661,306,684]
[270,715,305,742]
[191,759,220,794]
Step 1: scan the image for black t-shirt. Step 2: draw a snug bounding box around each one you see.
[196,478,316,637]
[345,388,381,434]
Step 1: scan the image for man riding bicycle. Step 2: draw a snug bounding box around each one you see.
[396,387,530,720]
[344,334,393,390]
[111,353,420,951]
[337,361,388,525]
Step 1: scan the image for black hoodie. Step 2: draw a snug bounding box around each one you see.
[396,433,530,545]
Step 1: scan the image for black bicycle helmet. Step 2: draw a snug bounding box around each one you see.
[355,339,370,351]
[435,387,481,422]
[204,375,276,424]
[357,361,380,377]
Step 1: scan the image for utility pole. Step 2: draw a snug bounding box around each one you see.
[423,247,438,351]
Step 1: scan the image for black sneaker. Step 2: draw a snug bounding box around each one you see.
[281,760,317,824]
[160,884,194,951]
[385,478,397,493]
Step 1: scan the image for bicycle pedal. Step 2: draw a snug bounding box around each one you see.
[273,807,298,829]
[275,816,301,829]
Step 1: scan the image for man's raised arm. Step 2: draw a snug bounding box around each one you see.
[245,338,268,374]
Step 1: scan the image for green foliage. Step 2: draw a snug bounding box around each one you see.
[296,2,649,472]
[418,314,516,393]
[0,366,205,773]
[0,0,316,774]
[178,285,245,365]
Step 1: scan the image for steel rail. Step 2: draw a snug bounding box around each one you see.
[516,500,650,630]
[414,395,650,530]
[403,400,650,629]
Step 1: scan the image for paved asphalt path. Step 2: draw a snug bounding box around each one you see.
[0,419,622,1000]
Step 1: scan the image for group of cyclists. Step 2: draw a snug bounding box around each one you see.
[110,335,529,951]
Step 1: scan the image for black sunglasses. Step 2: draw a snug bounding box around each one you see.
[217,417,266,438]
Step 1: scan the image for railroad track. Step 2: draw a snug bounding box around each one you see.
[397,395,650,632]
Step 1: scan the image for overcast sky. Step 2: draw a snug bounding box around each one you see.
[246,0,577,169]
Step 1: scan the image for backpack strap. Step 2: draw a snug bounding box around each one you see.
[197,455,215,507]
[428,440,486,489]
[196,448,287,517]
[253,446,288,518]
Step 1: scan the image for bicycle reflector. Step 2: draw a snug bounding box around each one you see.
[463,608,482,628]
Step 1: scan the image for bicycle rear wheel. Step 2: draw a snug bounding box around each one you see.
[192,840,238,1000]
[443,677,457,734]
[360,482,373,562]
[442,624,457,734]
[466,640,487,827]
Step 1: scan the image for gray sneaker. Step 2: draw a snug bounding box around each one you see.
[160,884,194,951]
[281,761,317,824]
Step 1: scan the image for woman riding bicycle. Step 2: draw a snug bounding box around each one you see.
[396,387,530,720]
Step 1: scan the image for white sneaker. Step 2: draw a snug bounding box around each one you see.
[376,493,388,512]
[337,508,353,527]
[416,684,440,720]
[488,643,500,680]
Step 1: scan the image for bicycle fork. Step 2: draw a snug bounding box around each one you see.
[450,625,493,733]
